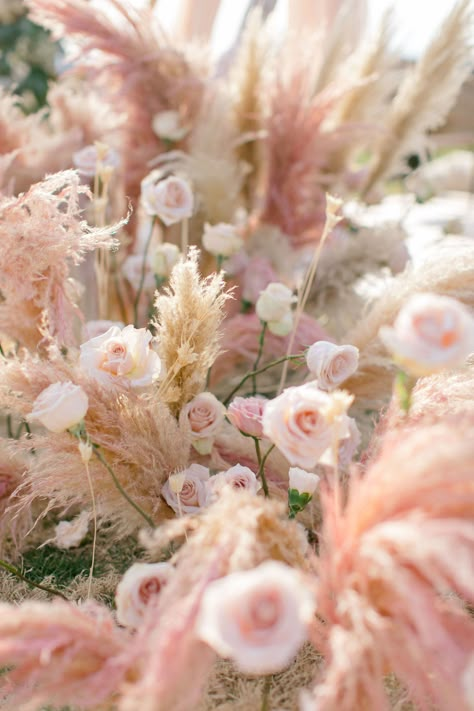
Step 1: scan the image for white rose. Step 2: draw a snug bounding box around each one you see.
[180,392,226,454]
[115,562,173,629]
[141,174,194,225]
[379,293,474,376]
[288,467,320,495]
[152,242,181,278]
[263,384,347,470]
[255,283,296,323]
[152,110,189,142]
[54,511,90,550]
[206,464,261,504]
[73,143,119,178]
[82,320,125,341]
[80,325,161,388]
[195,561,316,675]
[267,310,294,337]
[306,341,359,390]
[122,254,155,291]
[29,381,89,433]
[202,223,244,258]
[161,464,210,514]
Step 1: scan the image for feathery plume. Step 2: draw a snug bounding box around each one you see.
[308,415,474,710]
[362,0,473,195]
[154,248,230,412]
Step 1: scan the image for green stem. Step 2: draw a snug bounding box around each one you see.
[252,322,267,395]
[261,676,271,711]
[256,442,274,498]
[222,354,302,407]
[0,559,68,601]
[6,415,13,439]
[133,217,156,327]
[92,446,154,528]
[216,254,224,271]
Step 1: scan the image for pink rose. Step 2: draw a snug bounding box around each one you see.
[379,293,474,376]
[141,174,194,225]
[262,384,334,469]
[306,341,359,391]
[206,464,261,504]
[161,463,210,515]
[180,393,226,454]
[242,257,278,304]
[73,143,119,178]
[115,562,173,628]
[227,396,267,438]
[195,561,315,674]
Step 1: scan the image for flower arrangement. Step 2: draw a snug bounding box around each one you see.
[0,1,474,710]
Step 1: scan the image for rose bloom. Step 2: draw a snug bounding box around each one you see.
[255,282,296,323]
[306,340,359,391]
[242,257,278,304]
[141,174,194,225]
[122,254,155,291]
[195,561,315,675]
[161,463,210,514]
[267,310,294,337]
[29,381,89,433]
[80,325,161,388]
[73,143,119,178]
[288,467,320,495]
[262,384,336,469]
[379,293,474,376]
[152,110,189,142]
[115,562,173,629]
[55,511,90,550]
[180,392,226,439]
[152,242,181,278]
[82,320,125,341]
[227,396,267,438]
[206,464,261,504]
[202,222,244,259]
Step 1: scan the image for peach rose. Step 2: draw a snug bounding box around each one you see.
[379,293,474,376]
[180,392,226,454]
[80,325,161,388]
[195,561,315,674]
[306,341,359,390]
[141,174,194,225]
[227,396,267,438]
[115,562,173,629]
[29,381,89,433]
[202,222,244,258]
[262,384,335,469]
[206,464,261,504]
[161,463,210,514]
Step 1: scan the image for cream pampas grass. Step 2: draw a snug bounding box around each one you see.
[309,415,474,710]
[154,248,230,412]
[362,0,473,195]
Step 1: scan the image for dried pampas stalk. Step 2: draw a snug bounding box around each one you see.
[342,237,474,404]
[361,0,473,195]
[154,248,230,412]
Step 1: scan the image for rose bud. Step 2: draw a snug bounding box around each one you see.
[141,174,194,225]
[161,464,210,515]
[306,341,359,391]
[29,381,89,433]
[115,562,173,629]
[227,396,267,439]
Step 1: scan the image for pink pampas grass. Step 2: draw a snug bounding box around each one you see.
[306,415,474,710]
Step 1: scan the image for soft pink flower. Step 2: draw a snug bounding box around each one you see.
[141,174,194,225]
[242,257,278,304]
[161,464,210,514]
[195,561,315,674]
[73,143,119,177]
[122,254,155,291]
[29,381,88,433]
[80,325,161,388]
[262,384,334,469]
[180,392,226,441]
[115,562,173,629]
[206,464,261,504]
[306,341,359,390]
[379,293,474,376]
[227,396,267,438]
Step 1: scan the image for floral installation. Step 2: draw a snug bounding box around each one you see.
[0,1,473,710]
